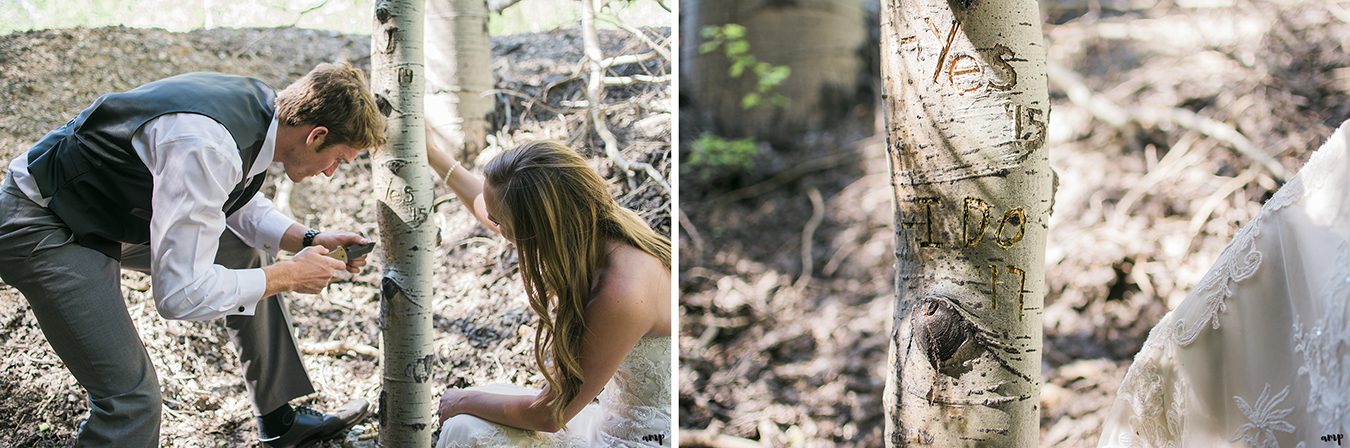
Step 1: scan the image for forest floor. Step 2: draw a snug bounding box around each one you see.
[677,0,1350,446]
[0,25,671,447]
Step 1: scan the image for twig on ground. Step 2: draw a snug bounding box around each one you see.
[596,15,672,61]
[603,74,672,86]
[679,208,706,257]
[680,429,764,448]
[301,341,381,358]
[600,51,659,68]
[489,0,524,14]
[580,0,671,196]
[795,188,825,290]
[1048,63,1289,181]
[1112,134,1209,221]
[487,88,569,116]
[1182,168,1257,255]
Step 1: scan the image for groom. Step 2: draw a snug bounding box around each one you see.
[0,62,383,447]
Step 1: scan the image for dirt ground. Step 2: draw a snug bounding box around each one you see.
[677,0,1350,446]
[0,25,670,447]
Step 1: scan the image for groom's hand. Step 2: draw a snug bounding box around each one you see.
[288,246,347,294]
[314,231,371,273]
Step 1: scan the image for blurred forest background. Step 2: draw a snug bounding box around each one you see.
[0,0,670,446]
[678,0,1350,446]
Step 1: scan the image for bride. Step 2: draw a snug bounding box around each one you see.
[425,137,672,447]
[1100,121,1350,446]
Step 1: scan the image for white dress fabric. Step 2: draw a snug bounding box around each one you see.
[1099,122,1350,447]
[436,335,672,447]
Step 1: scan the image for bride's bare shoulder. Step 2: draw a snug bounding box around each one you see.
[588,244,668,312]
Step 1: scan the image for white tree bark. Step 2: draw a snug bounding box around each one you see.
[683,0,867,139]
[425,0,494,165]
[372,0,437,445]
[880,0,1051,445]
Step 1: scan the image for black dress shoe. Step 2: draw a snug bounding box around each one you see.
[260,399,370,448]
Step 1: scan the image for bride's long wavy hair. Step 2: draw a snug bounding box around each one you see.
[483,140,671,425]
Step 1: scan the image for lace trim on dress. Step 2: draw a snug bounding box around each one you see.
[1292,241,1350,434]
[1169,175,1305,346]
[599,336,672,446]
[1114,314,1186,448]
[1112,174,1306,448]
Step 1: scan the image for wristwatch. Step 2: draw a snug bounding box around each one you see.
[303,228,321,247]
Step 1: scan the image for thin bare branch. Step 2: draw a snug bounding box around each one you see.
[600,51,658,68]
[596,14,672,61]
[603,74,671,86]
[795,188,825,290]
[301,341,381,358]
[580,0,671,196]
[1048,63,1289,181]
[488,0,524,14]
[679,429,763,448]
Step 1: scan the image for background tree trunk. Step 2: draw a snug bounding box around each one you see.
[682,0,869,141]
[371,0,437,445]
[424,0,495,165]
[879,0,1051,445]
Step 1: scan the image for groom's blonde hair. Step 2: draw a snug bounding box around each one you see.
[275,62,386,151]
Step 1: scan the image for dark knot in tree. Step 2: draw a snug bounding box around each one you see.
[914,294,976,376]
[375,1,393,23]
[375,94,394,117]
[948,0,979,11]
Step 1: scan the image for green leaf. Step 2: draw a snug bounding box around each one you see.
[723,23,746,39]
[761,66,791,87]
[742,92,762,109]
[725,40,749,58]
[730,59,748,77]
[698,41,720,54]
[700,26,720,39]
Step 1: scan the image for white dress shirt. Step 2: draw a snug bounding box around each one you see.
[7,113,297,321]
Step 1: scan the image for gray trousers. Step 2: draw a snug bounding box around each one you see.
[0,177,314,447]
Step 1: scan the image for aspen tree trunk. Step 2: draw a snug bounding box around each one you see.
[879,0,1051,445]
[683,0,867,140]
[425,0,494,165]
[371,0,436,445]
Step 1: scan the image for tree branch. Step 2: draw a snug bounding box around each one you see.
[488,0,524,14]
[600,51,658,68]
[580,0,671,196]
[596,14,671,61]
[679,429,763,448]
[301,341,381,358]
[602,74,671,86]
[795,188,825,290]
[1047,63,1289,181]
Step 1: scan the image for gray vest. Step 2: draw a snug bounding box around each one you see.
[25,72,276,259]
